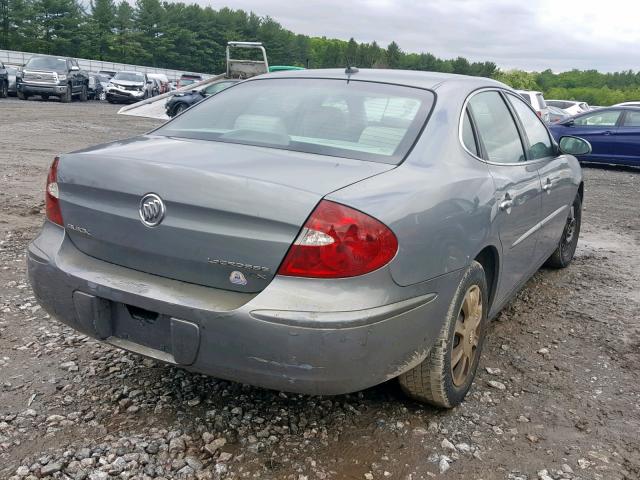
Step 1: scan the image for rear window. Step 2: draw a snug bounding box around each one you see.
[157,78,435,164]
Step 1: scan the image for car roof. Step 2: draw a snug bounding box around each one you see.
[258,68,506,91]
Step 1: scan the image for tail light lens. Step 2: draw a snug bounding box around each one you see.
[46,157,63,226]
[278,200,398,278]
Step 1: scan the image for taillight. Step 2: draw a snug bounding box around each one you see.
[278,200,398,278]
[46,157,63,226]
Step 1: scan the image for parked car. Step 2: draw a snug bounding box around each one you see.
[549,106,640,167]
[17,56,89,102]
[28,69,588,408]
[547,105,572,124]
[165,80,237,117]
[177,73,203,88]
[87,74,105,100]
[547,100,590,116]
[614,101,640,108]
[150,78,162,96]
[105,71,154,104]
[6,66,18,95]
[148,73,170,94]
[515,90,550,122]
[0,61,8,98]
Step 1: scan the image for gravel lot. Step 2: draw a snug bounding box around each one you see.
[1,97,639,480]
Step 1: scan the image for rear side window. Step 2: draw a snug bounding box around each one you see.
[574,110,621,126]
[622,111,640,127]
[468,91,525,164]
[461,109,478,156]
[157,78,435,164]
[507,94,554,160]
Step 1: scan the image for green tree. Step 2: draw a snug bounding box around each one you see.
[87,0,115,60]
[385,41,402,68]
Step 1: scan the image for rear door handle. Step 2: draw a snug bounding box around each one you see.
[499,193,513,213]
[603,130,614,136]
[542,178,553,192]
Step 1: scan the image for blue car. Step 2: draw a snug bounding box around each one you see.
[549,106,640,167]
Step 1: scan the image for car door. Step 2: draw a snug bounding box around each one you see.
[66,59,76,92]
[467,90,543,303]
[564,109,623,162]
[505,92,575,261]
[611,109,640,167]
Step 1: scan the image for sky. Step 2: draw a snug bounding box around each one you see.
[192,0,640,72]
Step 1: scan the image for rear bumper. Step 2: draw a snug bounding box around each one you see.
[18,82,67,95]
[27,222,459,395]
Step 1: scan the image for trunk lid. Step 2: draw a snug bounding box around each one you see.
[58,135,392,293]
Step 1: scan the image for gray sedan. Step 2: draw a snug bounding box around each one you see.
[27,69,589,407]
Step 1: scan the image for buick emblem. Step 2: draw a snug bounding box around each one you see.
[139,193,165,227]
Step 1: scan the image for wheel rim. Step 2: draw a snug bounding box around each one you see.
[563,205,576,246]
[451,285,482,387]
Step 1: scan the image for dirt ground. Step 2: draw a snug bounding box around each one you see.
[0,97,639,480]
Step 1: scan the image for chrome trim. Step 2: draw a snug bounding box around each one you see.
[139,193,166,227]
[511,204,568,248]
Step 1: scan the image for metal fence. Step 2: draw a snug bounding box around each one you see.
[0,49,213,81]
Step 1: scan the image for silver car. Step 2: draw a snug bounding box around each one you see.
[27,69,589,407]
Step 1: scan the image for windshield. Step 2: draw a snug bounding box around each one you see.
[113,72,144,82]
[26,57,67,72]
[157,78,434,164]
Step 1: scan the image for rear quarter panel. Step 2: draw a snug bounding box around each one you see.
[329,80,501,286]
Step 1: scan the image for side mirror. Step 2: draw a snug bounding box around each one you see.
[562,119,574,127]
[70,65,80,71]
[559,136,591,156]
[147,80,153,84]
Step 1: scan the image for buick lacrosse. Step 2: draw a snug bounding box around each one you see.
[28,69,589,407]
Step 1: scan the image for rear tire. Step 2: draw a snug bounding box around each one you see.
[41,94,49,101]
[61,85,72,103]
[0,81,7,98]
[545,194,582,269]
[399,261,488,408]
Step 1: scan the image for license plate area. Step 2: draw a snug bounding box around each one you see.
[113,303,172,355]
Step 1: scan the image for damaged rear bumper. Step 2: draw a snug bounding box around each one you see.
[27,222,458,395]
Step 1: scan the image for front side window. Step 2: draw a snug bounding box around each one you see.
[507,93,554,160]
[157,78,435,164]
[574,110,621,126]
[468,91,525,164]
